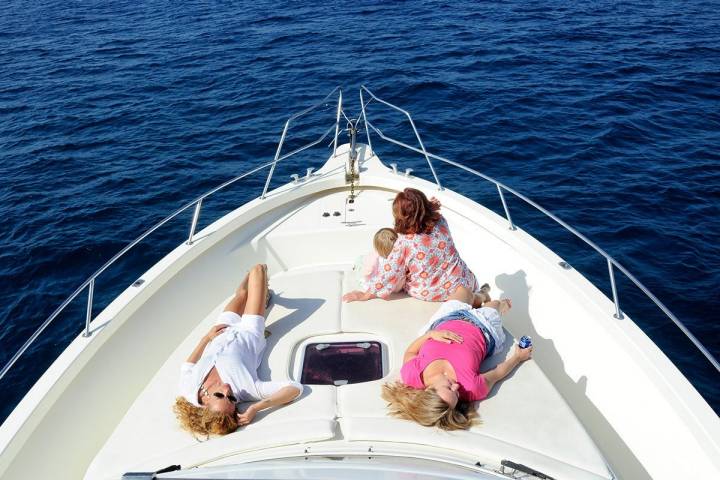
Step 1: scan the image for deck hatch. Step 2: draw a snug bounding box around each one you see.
[300,341,383,385]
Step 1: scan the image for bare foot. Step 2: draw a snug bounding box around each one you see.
[472,292,491,308]
[478,283,492,305]
[498,298,512,315]
[486,298,512,314]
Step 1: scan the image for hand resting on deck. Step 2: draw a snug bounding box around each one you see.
[382,287,532,430]
[173,264,302,437]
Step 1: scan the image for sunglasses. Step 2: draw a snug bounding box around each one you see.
[212,392,238,403]
[202,388,237,403]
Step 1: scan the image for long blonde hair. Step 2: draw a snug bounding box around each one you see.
[381,382,477,431]
[173,397,238,436]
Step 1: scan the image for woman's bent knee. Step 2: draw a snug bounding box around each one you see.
[249,264,267,278]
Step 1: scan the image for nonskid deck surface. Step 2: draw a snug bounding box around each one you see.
[86,190,610,480]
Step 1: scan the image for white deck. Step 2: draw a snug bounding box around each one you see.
[2,145,719,480]
[85,189,610,480]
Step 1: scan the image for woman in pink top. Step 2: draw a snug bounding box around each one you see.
[382,287,533,430]
[343,188,489,305]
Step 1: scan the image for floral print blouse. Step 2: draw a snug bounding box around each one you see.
[366,216,478,301]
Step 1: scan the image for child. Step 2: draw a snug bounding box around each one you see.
[354,228,405,293]
[353,228,491,303]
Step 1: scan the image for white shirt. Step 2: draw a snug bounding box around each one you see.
[179,311,301,406]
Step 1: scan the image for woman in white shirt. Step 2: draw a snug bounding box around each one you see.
[174,264,302,436]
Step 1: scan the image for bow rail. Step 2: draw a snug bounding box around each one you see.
[2,84,717,389]
[359,84,720,374]
[261,87,342,199]
[0,87,345,383]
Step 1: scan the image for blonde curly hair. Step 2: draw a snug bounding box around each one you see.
[381,382,478,431]
[173,397,238,436]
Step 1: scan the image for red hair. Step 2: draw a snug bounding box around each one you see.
[392,188,441,234]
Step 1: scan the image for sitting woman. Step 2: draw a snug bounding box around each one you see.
[343,188,489,305]
[382,286,532,430]
[174,264,302,437]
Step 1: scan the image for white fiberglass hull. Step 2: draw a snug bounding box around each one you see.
[0,144,718,480]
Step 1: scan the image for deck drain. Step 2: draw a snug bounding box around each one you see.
[558,261,572,270]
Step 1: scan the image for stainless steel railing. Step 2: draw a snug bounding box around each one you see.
[261,87,342,199]
[3,85,717,388]
[0,87,345,383]
[359,85,720,374]
[360,86,442,190]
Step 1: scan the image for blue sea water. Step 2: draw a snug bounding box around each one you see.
[0,0,718,425]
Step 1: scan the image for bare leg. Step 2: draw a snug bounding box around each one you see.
[243,264,268,317]
[449,286,475,304]
[484,298,512,315]
[468,283,491,308]
[224,270,251,315]
[451,286,491,307]
[471,292,491,308]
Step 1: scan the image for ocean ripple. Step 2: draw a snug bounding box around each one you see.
[0,0,718,421]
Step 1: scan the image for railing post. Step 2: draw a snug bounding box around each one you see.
[607,259,624,319]
[186,199,203,245]
[496,185,516,231]
[83,279,94,337]
[361,85,442,190]
[262,120,291,200]
[407,118,442,190]
[333,90,342,157]
[359,89,373,153]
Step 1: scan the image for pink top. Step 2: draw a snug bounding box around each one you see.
[400,320,490,402]
[362,251,380,278]
[366,216,478,301]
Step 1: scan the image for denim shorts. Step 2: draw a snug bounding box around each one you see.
[428,309,496,356]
